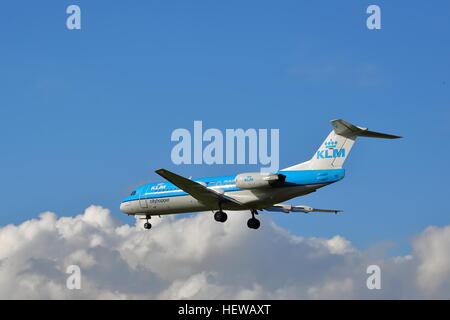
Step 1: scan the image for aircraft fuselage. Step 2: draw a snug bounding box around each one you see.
[120,169,345,216]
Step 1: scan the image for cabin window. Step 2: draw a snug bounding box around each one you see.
[130,190,136,196]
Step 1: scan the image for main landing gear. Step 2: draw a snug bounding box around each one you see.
[214,203,228,223]
[212,208,261,230]
[247,210,260,230]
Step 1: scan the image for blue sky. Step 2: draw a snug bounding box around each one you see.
[0,1,449,255]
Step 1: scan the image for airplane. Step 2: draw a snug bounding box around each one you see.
[120,119,401,230]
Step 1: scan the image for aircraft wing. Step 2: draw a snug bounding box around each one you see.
[155,169,244,209]
[265,204,342,214]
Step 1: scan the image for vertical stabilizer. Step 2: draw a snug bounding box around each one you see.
[281,119,401,171]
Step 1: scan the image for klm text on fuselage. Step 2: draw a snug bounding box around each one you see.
[316,148,345,159]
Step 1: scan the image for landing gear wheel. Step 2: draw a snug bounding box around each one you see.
[214,211,228,223]
[247,218,260,229]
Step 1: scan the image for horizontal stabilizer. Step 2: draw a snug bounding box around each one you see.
[265,204,342,214]
[331,119,402,139]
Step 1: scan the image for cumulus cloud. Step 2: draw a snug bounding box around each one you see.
[0,205,449,299]
[413,225,450,294]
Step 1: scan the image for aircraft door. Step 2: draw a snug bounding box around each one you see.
[139,185,148,208]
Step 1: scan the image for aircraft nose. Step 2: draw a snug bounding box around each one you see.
[120,201,133,214]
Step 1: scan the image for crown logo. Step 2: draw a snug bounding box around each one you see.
[324,139,338,149]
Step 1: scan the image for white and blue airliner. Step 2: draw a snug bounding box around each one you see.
[120,119,401,230]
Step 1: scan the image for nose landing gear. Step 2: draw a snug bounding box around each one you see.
[142,215,152,230]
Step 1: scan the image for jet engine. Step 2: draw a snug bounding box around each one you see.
[235,172,285,189]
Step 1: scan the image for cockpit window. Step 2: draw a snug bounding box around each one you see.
[130,190,136,196]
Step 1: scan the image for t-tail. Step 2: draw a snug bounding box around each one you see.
[281,119,401,171]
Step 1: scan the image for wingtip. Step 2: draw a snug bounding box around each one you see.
[384,134,402,139]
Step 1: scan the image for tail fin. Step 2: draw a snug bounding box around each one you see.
[281,119,401,171]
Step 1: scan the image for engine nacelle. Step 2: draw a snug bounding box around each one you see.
[235,172,284,189]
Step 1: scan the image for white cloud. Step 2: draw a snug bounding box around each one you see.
[413,225,450,294]
[0,205,449,299]
[307,278,354,299]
